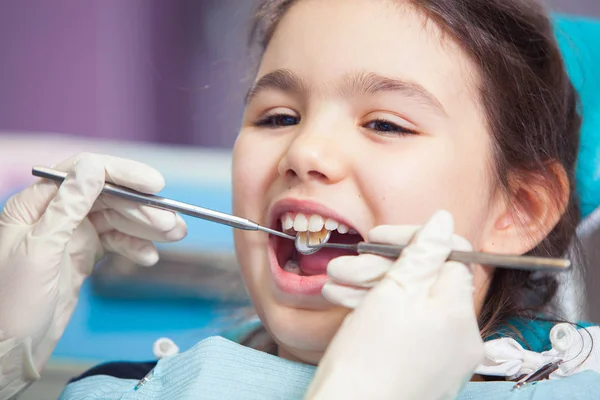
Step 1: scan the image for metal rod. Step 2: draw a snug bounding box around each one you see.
[311,240,571,272]
[32,166,295,241]
[513,360,562,389]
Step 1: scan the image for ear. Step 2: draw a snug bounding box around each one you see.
[481,162,570,255]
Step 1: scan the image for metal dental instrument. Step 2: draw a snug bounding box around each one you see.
[294,231,332,255]
[32,166,296,241]
[513,360,562,389]
[302,237,572,272]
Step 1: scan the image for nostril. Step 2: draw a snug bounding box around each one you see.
[285,169,298,179]
[281,162,332,182]
[307,170,327,180]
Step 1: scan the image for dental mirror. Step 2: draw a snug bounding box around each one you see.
[295,230,332,255]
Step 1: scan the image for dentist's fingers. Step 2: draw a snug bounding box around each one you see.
[32,157,105,252]
[431,237,474,301]
[329,215,472,290]
[89,209,187,242]
[0,179,59,225]
[53,153,166,194]
[322,281,368,309]
[327,254,393,288]
[31,152,168,250]
[430,261,475,303]
[91,195,182,232]
[100,231,159,266]
[385,210,454,295]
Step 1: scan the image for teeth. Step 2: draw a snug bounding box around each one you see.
[315,229,330,244]
[282,214,294,230]
[308,214,325,232]
[283,260,302,274]
[324,218,339,231]
[279,212,358,235]
[293,213,308,231]
[301,229,330,246]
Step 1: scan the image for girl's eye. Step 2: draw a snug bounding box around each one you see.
[254,113,300,128]
[363,119,417,136]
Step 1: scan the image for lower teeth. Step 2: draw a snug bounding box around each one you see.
[283,260,302,274]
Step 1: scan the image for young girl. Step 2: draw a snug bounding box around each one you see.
[1,0,599,398]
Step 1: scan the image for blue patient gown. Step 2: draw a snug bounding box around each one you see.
[60,332,600,400]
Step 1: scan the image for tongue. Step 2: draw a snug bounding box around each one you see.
[298,248,356,276]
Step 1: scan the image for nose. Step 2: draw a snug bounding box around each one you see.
[277,122,348,185]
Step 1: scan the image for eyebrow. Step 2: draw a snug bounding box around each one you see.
[339,71,447,116]
[245,69,307,105]
[245,69,447,117]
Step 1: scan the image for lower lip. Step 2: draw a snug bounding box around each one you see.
[268,237,328,296]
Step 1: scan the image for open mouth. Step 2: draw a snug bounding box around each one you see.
[272,212,363,277]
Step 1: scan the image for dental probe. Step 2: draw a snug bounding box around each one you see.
[304,240,572,272]
[31,166,296,241]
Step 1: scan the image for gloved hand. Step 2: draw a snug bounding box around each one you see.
[305,210,484,400]
[0,153,187,398]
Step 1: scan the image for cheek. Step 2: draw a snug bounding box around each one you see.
[233,230,262,302]
[232,132,278,220]
[473,265,494,316]
[359,139,493,246]
[232,132,284,320]
[232,134,257,207]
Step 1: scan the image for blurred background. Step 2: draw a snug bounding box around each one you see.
[0,0,599,147]
[0,1,599,398]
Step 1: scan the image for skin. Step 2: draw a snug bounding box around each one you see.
[231,0,538,365]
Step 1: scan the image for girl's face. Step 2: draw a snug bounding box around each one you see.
[233,0,500,364]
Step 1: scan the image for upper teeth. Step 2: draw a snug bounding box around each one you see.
[281,212,352,234]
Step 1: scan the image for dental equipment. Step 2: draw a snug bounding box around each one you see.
[513,360,563,389]
[32,166,295,241]
[303,238,572,272]
[294,231,332,255]
[33,166,571,272]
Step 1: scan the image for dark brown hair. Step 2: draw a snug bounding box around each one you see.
[244,0,582,345]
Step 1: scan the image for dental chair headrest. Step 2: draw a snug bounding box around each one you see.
[554,15,600,219]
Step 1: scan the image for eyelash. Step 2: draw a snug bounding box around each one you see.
[253,113,417,136]
[254,113,300,128]
[362,118,417,136]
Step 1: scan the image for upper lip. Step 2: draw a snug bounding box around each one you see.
[268,197,363,237]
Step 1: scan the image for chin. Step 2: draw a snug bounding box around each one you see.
[235,244,348,364]
[262,300,350,364]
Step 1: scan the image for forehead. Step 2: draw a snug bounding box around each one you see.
[258,0,480,114]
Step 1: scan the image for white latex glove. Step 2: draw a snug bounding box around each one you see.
[305,210,484,400]
[0,153,187,398]
[323,222,473,310]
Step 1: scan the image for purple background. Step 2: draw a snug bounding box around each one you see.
[1,0,597,147]
[0,0,254,147]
